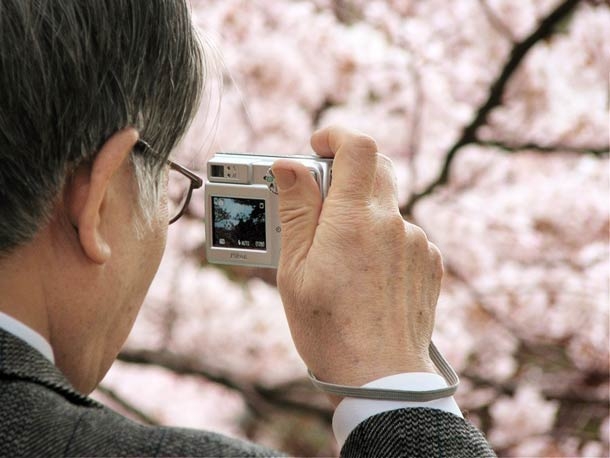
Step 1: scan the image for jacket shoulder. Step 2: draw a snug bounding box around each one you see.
[0,377,279,457]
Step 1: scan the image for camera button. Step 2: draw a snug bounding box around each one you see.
[264,168,279,194]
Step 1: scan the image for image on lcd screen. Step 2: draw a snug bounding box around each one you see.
[212,197,266,250]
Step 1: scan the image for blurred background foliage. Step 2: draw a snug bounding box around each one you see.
[92,1,609,456]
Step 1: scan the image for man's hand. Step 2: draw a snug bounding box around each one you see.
[272,126,442,404]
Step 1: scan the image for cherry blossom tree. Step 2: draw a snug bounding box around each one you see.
[93,1,609,456]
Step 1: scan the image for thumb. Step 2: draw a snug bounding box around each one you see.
[272,159,323,273]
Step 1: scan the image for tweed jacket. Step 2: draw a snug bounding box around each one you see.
[0,328,495,457]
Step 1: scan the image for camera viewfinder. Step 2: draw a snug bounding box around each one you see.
[211,165,224,178]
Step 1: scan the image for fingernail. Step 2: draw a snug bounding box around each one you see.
[272,168,297,190]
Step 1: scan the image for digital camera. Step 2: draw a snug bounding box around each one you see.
[204,153,333,268]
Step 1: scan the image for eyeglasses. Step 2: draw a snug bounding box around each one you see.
[135,140,203,224]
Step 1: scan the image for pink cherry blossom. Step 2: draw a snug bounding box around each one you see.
[95,1,610,455]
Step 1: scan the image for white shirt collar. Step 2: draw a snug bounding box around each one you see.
[0,311,55,364]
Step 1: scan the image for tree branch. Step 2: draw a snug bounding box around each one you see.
[401,0,582,216]
[442,261,609,412]
[117,349,332,423]
[312,97,334,129]
[331,0,362,25]
[463,370,608,406]
[476,139,610,156]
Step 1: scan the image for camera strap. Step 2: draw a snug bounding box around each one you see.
[307,341,459,402]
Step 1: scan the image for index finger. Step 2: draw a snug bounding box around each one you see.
[311,125,378,201]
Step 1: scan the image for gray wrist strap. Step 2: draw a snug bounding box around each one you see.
[307,341,459,402]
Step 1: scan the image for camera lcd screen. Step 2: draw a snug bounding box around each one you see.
[211,196,266,250]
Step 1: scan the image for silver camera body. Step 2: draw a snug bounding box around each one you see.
[205,153,333,268]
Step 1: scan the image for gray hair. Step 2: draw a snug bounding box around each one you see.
[0,0,205,254]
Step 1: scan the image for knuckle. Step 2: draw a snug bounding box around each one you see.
[385,215,407,240]
[428,242,444,276]
[351,133,378,153]
[374,155,398,193]
[376,154,396,179]
[406,224,429,249]
[377,153,394,166]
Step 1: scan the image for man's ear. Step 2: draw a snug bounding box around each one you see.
[66,128,139,264]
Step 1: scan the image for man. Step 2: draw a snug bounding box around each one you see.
[0,1,495,456]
